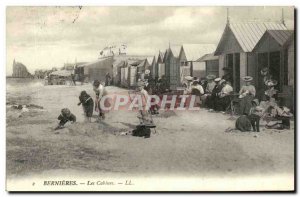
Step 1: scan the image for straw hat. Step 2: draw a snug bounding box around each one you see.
[185,76,194,81]
[145,69,150,75]
[242,76,253,82]
[192,80,199,85]
[219,79,226,84]
[206,74,216,80]
[265,79,278,87]
[214,77,221,82]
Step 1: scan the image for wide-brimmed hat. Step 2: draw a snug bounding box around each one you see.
[145,69,150,75]
[242,76,253,82]
[185,76,194,81]
[219,79,226,84]
[192,80,199,85]
[265,79,278,87]
[214,77,221,82]
[260,67,269,76]
[206,74,216,80]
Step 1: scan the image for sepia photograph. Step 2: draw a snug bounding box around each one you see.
[6,6,295,191]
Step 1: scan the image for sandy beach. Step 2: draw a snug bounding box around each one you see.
[6,78,294,190]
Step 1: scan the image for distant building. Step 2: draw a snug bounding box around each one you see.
[76,54,151,86]
[12,60,32,78]
[76,57,114,83]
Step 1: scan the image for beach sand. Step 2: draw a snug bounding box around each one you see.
[6,79,294,191]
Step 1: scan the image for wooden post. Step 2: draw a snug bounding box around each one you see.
[233,53,236,92]
[190,61,193,76]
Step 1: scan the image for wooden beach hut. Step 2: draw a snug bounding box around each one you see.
[214,22,288,93]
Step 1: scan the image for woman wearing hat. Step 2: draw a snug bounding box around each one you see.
[203,75,216,109]
[190,80,204,107]
[209,77,222,111]
[238,76,256,115]
[264,79,278,102]
[93,80,108,121]
[216,79,233,112]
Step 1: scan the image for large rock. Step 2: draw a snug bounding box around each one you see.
[12,60,32,78]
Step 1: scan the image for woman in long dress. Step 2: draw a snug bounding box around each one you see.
[238,76,256,115]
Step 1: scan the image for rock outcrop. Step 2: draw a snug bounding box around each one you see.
[12,59,32,78]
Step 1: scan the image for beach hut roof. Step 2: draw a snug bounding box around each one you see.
[170,45,181,58]
[197,53,219,62]
[215,22,287,55]
[127,59,143,67]
[182,44,216,61]
[137,59,147,67]
[265,30,294,46]
[147,56,155,65]
[159,51,165,60]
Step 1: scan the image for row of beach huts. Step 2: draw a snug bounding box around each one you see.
[73,21,294,109]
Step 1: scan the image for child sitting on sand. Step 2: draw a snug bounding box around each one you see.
[54,108,76,130]
[78,90,94,122]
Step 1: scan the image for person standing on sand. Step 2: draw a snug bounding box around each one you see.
[93,80,107,121]
[78,90,94,122]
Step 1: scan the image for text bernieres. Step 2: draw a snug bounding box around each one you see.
[44,180,77,186]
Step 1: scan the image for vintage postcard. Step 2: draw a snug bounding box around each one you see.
[6,6,295,191]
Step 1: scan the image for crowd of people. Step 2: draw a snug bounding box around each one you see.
[54,67,293,135]
[141,67,293,133]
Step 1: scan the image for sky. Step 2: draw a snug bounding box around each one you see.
[6,6,294,75]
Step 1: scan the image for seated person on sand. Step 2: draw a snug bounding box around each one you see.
[55,108,76,130]
[259,79,293,130]
[183,76,194,95]
[259,79,278,110]
[238,76,256,115]
[190,80,204,107]
[216,79,233,112]
[78,90,94,123]
[202,74,216,109]
[208,77,222,112]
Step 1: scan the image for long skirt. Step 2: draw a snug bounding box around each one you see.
[83,102,94,117]
[206,95,214,109]
[215,96,231,111]
[238,95,254,115]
